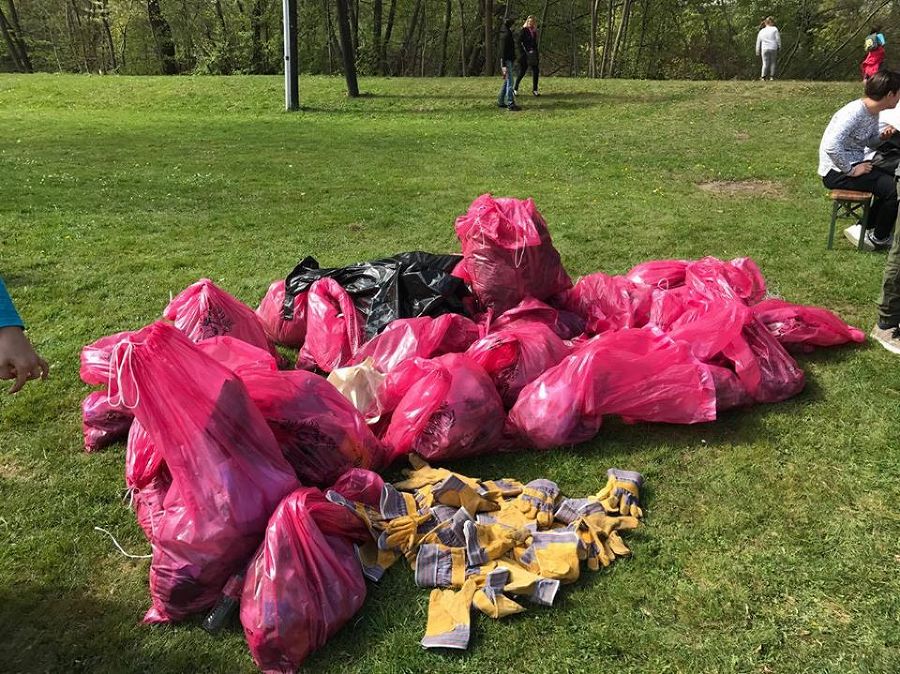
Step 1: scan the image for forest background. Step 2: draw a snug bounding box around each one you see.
[3,0,900,81]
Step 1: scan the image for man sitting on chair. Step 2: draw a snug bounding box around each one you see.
[819,70,900,251]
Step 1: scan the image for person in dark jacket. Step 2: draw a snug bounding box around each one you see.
[515,15,540,96]
[497,18,521,111]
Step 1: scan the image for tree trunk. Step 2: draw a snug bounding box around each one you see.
[456,0,466,75]
[634,0,649,76]
[250,0,265,73]
[438,0,451,75]
[98,0,118,71]
[382,0,397,73]
[4,0,31,71]
[483,0,493,75]
[0,5,26,72]
[147,0,178,74]
[401,0,423,74]
[213,0,232,74]
[599,0,615,77]
[609,0,632,77]
[324,0,340,73]
[335,0,359,96]
[589,0,599,77]
[348,0,358,55]
[372,0,382,70]
[569,0,577,75]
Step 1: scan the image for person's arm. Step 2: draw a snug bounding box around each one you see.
[756,31,762,55]
[0,277,49,393]
[775,28,781,50]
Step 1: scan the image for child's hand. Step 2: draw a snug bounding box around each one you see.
[881,125,897,140]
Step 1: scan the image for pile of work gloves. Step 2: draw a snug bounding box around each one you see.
[329,457,645,650]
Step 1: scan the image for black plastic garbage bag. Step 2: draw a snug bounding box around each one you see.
[283,252,470,338]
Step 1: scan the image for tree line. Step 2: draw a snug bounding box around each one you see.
[1,0,897,80]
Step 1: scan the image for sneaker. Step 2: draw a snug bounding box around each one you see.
[507,103,521,111]
[869,232,893,249]
[532,90,540,96]
[844,224,872,250]
[870,323,900,354]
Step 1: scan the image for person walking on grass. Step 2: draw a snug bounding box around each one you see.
[756,16,781,81]
[515,15,540,97]
[819,70,900,252]
[0,276,49,394]
[497,17,521,111]
[861,25,886,81]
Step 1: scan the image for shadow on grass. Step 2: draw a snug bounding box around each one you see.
[0,583,247,673]
[295,90,692,115]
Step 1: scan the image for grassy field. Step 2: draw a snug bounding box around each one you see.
[1,74,899,674]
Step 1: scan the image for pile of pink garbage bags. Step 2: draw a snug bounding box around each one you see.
[80,194,864,671]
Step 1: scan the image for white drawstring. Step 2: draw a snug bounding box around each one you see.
[94,526,152,559]
[107,340,142,410]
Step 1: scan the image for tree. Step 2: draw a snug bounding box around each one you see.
[335,0,360,95]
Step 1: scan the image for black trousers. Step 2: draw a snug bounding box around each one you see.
[515,57,539,93]
[822,168,897,239]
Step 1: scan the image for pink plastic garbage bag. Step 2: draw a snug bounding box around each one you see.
[381,353,505,462]
[164,278,275,354]
[107,322,298,623]
[330,468,385,508]
[466,323,569,408]
[80,330,135,386]
[552,272,651,335]
[256,279,308,348]
[454,194,571,313]
[297,278,363,372]
[196,335,278,376]
[626,259,689,288]
[125,420,171,541]
[351,314,479,373]
[484,297,585,340]
[241,369,388,486]
[751,299,866,352]
[241,488,368,673]
[685,257,767,305]
[721,318,806,404]
[81,391,133,452]
[509,329,717,449]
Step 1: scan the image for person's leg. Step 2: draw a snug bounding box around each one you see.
[768,50,777,79]
[515,59,526,92]
[532,61,539,93]
[869,168,897,239]
[760,54,767,79]
[877,229,900,328]
[504,60,516,107]
[498,69,507,107]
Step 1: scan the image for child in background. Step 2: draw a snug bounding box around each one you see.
[862,26,886,81]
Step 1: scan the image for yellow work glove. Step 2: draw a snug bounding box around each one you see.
[421,577,478,650]
[479,478,525,498]
[463,521,532,566]
[595,468,644,519]
[512,479,560,529]
[355,539,400,581]
[472,567,525,619]
[432,474,502,515]
[380,483,420,519]
[578,510,640,570]
[513,529,581,583]
[378,510,439,554]
[490,559,560,606]
[393,454,481,491]
[414,542,469,588]
[476,500,537,530]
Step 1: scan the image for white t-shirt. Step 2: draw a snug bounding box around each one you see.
[756,26,781,53]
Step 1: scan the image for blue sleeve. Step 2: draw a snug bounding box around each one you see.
[0,277,24,328]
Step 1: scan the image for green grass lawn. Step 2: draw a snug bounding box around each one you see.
[1,74,899,673]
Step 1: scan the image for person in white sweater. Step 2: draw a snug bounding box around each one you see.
[756,17,781,80]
